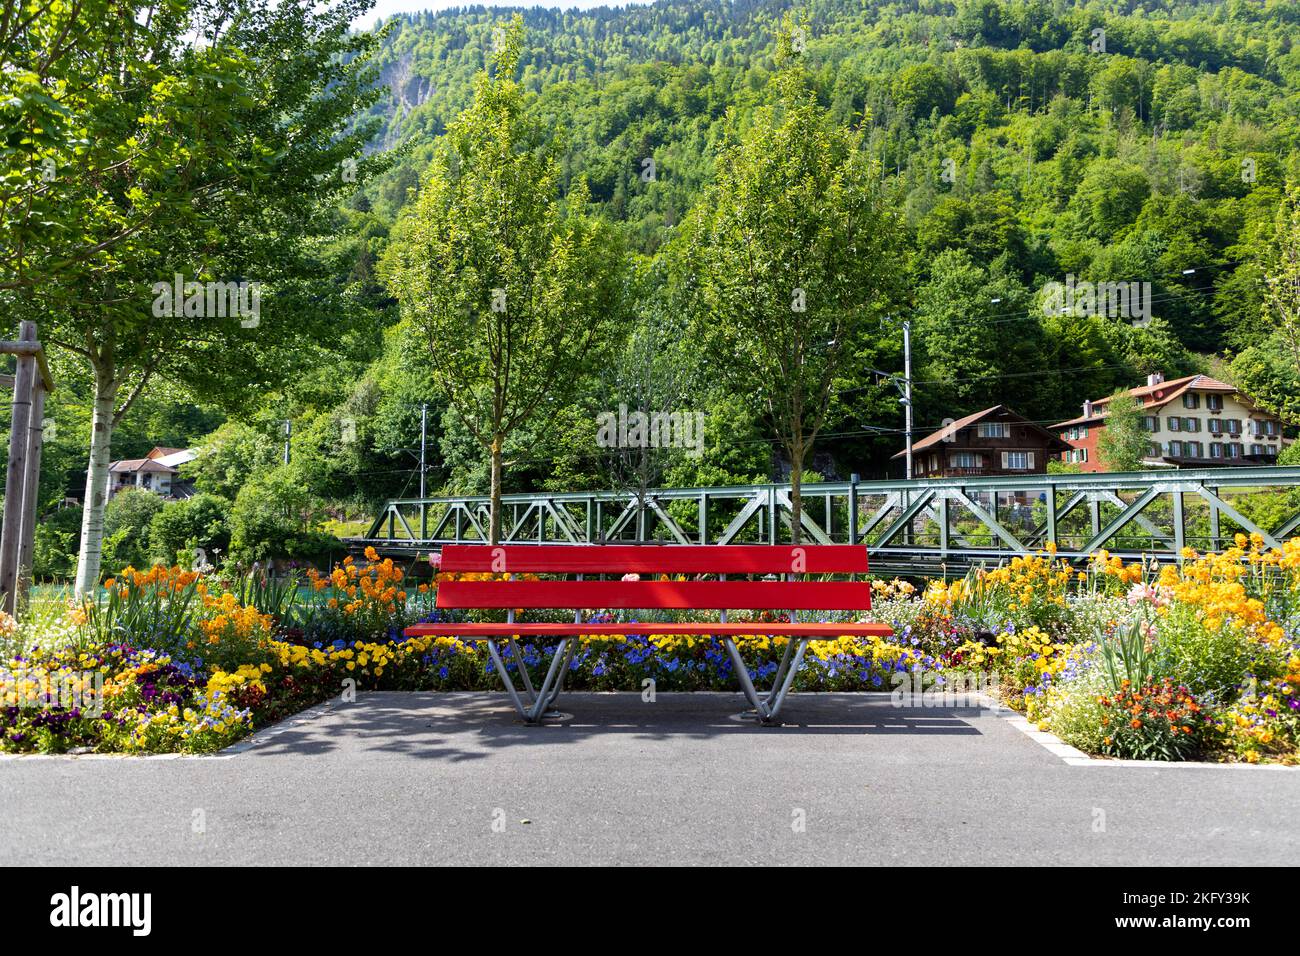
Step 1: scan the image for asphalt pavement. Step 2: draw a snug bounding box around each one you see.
[1,691,1296,865]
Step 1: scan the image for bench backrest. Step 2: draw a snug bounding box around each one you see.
[435,544,872,611]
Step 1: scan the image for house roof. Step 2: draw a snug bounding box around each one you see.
[147,446,186,459]
[1050,374,1240,429]
[109,458,176,474]
[892,405,1069,459]
[153,448,198,468]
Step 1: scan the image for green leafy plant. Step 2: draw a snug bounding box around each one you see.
[230,569,299,620]
[76,569,200,658]
[1098,619,1156,692]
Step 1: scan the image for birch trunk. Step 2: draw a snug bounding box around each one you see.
[73,369,118,596]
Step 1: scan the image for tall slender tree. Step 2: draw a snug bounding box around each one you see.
[2,0,386,593]
[384,15,623,543]
[686,16,900,543]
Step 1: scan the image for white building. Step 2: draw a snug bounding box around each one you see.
[107,446,198,499]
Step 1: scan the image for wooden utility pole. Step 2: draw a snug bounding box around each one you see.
[0,322,55,616]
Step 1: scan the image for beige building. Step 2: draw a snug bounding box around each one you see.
[1050,373,1289,472]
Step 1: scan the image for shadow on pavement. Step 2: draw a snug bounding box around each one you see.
[238,691,992,761]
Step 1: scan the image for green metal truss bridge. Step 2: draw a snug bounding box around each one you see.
[355,466,1300,576]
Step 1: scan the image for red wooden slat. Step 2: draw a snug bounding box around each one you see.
[435,579,873,611]
[406,622,893,638]
[437,543,868,574]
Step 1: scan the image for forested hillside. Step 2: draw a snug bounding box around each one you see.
[12,0,1300,577]
[358,0,1300,475]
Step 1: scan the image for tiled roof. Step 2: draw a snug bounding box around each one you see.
[893,405,1069,458]
[1050,375,1239,429]
[109,458,175,474]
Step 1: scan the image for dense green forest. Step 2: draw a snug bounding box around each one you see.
[9,0,1300,578]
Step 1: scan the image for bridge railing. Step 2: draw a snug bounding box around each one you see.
[356,466,1300,573]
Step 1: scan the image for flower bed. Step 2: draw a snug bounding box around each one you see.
[2,540,1297,762]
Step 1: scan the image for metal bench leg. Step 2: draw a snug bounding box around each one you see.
[723,636,772,721]
[723,636,809,724]
[484,639,532,721]
[543,638,577,710]
[761,636,798,704]
[506,638,538,704]
[764,638,808,722]
[527,637,572,723]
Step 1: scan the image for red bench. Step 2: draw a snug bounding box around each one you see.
[404,544,892,724]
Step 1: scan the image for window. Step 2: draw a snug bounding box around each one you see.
[1254,419,1279,437]
[978,422,1008,438]
[1227,419,1241,435]
[1207,394,1224,411]
[950,452,981,469]
[1186,441,1203,458]
[1069,448,1088,463]
[1182,393,1200,409]
[1147,442,1161,457]
[1002,451,1034,470]
[1168,440,1183,457]
[1208,419,1223,435]
[1168,417,1181,432]
[1251,444,1266,456]
[1210,442,1223,458]
[1141,416,1158,432]
[1227,443,1242,459]
[1183,417,1200,433]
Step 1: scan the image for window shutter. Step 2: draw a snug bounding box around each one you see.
[1000,452,1009,468]
[1027,452,1035,468]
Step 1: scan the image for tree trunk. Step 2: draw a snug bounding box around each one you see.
[73,368,118,596]
[489,431,503,546]
[789,437,804,547]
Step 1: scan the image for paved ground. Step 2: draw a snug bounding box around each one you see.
[1,692,1297,865]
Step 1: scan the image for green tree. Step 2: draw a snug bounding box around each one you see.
[686,17,900,541]
[189,420,286,502]
[148,494,232,567]
[383,15,623,542]
[229,466,331,564]
[2,0,385,594]
[1096,391,1148,473]
[102,488,166,572]
[1261,183,1300,375]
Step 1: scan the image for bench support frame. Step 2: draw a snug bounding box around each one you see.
[485,637,576,723]
[722,635,808,725]
[486,633,809,726]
